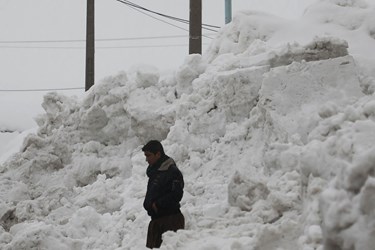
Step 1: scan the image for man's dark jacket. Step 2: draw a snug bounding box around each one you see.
[143,155,184,220]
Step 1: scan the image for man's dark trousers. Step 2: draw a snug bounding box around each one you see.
[146,212,185,249]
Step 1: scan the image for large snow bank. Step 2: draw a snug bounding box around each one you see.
[1,0,375,249]
[206,0,375,77]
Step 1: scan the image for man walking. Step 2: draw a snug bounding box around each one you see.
[142,140,185,249]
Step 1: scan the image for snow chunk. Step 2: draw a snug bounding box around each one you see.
[326,0,369,8]
[79,105,109,131]
[228,171,269,211]
[129,64,160,88]
[175,54,207,96]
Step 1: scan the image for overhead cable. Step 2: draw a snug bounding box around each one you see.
[0,34,215,44]
[0,43,210,50]
[117,0,220,29]
[116,0,190,34]
[115,0,219,34]
[0,87,84,92]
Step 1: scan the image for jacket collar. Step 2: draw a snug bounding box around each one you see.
[158,158,175,171]
[146,155,175,177]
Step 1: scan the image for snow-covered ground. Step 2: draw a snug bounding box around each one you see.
[1,0,375,249]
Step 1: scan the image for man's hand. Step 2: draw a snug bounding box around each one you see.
[152,202,158,213]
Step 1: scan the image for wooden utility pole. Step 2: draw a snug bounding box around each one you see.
[189,0,202,54]
[85,0,95,91]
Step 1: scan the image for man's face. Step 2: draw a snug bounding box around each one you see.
[144,151,161,166]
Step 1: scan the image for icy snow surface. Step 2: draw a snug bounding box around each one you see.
[1,0,375,249]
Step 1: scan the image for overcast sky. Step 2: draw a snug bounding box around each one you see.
[0,0,316,91]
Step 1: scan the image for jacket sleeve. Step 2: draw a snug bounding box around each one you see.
[143,197,155,217]
[155,169,184,210]
[143,177,161,217]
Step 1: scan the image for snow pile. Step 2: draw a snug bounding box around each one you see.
[207,0,375,76]
[1,0,375,249]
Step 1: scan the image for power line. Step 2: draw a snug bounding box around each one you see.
[115,0,219,34]
[117,1,189,34]
[0,3,219,44]
[116,0,220,29]
[0,39,85,44]
[0,87,84,92]
[0,34,215,44]
[0,46,83,49]
[121,3,212,39]
[0,43,210,50]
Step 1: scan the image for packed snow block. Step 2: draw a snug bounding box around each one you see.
[205,11,287,62]
[175,54,207,96]
[269,38,348,68]
[367,17,375,40]
[72,175,124,214]
[228,171,269,211]
[266,171,301,214]
[8,221,77,250]
[213,66,268,122]
[0,228,12,244]
[130,65,160,88]
[67,150,132,188]
[0,206,18,232]
[299,101,375,186]
[36,92,79,136]
[0,181,29,204]
[319,148,375,250]
[79,105,109,131]
[21,134,71,168]
[78,81,135,145]
[125,87,175,143]
[259,55,364,142]
[168,66,268,153]
[359,177,375,216]
[344,148,375,193]
[359,96,375,121]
